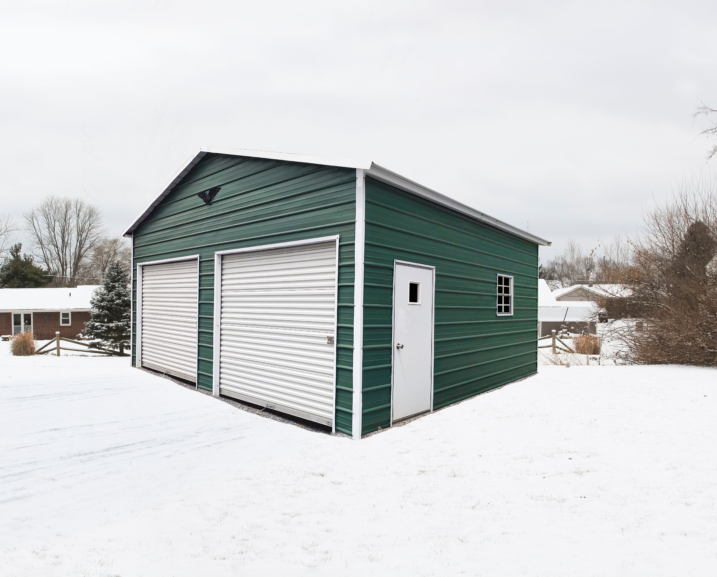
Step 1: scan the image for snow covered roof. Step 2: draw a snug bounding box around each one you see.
[539,302,598,323]
[538,280,558,306]
[0,285,99,311]
[122,146,551,247]
[551,284,630,300]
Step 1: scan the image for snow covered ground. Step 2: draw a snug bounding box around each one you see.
[1,349,716,576]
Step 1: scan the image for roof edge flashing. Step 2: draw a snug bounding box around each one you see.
[365,165,551,246]
[123,147,551,247]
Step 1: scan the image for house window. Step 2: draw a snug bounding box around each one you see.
[408,282,421,304]
[12,313,32,335]
[61,312,71,326]
[497,274,513,316]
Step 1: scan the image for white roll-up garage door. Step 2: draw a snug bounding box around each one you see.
[218,240,337,427]
[140,258,198,383]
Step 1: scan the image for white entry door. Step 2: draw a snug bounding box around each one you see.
[392,261,435,422]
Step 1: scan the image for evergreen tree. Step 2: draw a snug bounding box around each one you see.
[670,220,716,281]
[0,243,52,288]
[84,261,131,354]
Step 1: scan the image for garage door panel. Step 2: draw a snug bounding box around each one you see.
[220,331,334,359]
[141,259,198,383]
[141,311,197,323]
[220,363,334,399]
[219,241,337,426]
[219,371,334,412]
[142,342,197,370]
[220,292,336,304]
[142,351,195,375]
[221,320,333,333]
[141,331,197,350]
[221,350,334,376]
[221,339,334,364]
[220,385,333,422]
[223,250,334,270]
[221,311,335,327]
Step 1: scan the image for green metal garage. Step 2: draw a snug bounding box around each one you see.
[123,147,550,439]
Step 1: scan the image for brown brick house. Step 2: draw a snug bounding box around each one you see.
[0,285,99,340]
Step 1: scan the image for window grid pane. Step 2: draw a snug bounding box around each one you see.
[497,275,513,316]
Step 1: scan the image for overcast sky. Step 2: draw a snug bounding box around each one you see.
[2,0,717,261]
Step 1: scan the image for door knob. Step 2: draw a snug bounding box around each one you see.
[396,343,404,349]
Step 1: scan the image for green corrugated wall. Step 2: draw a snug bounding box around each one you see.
[361,177,539,435]
[131,154,357,435]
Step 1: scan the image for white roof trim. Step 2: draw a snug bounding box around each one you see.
[365,164,550,246]
[199,146,372,170]
[123,147,550,246]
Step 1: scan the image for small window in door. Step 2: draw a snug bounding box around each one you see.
[61,312,71,326]
[408,282,420,304]
[497,274,513,316]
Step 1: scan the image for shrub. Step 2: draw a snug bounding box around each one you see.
[11,331,35,356]
[573,334,601,355]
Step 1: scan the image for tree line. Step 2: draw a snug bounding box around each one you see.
[541,176,717,367]
[0,197,130,288]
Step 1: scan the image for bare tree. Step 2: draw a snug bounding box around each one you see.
[602,176,717,366]
[542,236,633,290]
[694,103,717,160]
[0,214,18,258]
[540,238,595,289]
[77,237,131,283]
[24,197,105,287]
[594,236,632,285]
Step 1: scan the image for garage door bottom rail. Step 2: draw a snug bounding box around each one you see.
[219,387,333,428]
[142,361,197,384]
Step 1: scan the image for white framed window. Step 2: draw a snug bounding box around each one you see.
[12,312,33,335]
[60,312,71,326]
[408,281,421,305]
[496,274,513,316]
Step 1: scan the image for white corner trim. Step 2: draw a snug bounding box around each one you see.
[352,169,366,440]
[130,234,134,366]
[331,238,340,435]
[212,253,222,397]
[135,264,143,367]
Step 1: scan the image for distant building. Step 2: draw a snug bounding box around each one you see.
[0,286,98,339]
[538,280,599,336]
[552,284,627,302]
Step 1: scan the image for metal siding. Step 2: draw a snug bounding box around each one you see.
[219,242,337,426]
[141,260,198,382]
[362,178,539,434]
[131,154,356,435]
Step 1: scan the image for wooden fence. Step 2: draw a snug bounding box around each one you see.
[36,332,128,357]
[537,329,575,354]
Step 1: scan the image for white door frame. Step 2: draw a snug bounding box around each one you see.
[136,254,200,386]
[212,235,340,432]
[390,260,436,427]
[10,311,33,335]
